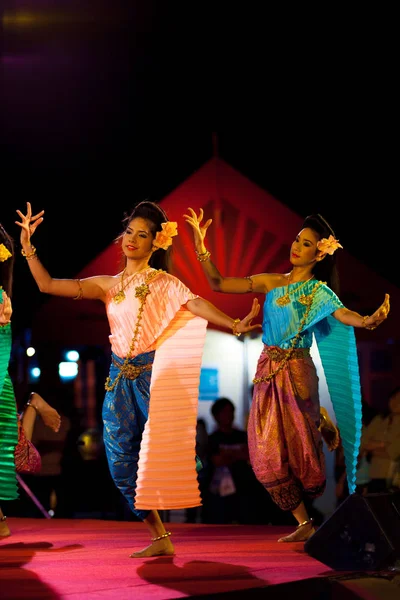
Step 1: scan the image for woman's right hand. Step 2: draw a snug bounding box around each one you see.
[183,207,212,253]
[15,202,45,248]
[235,298,262,335]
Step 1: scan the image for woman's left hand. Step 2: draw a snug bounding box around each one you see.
[365,293,390,330]
[15,202,45,247]
[236,298,262,334]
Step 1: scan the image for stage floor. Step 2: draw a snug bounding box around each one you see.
[0,518,399,600]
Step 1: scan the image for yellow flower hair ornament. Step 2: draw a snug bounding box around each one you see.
[152,221,178,251]
[0,244,12,262]
[317,235,343,255]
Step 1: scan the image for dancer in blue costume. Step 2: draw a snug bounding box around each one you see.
[185,208,390,542]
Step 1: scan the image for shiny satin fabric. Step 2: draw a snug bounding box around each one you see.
[248,346,326,512]
[260,281,362,496]
[102,351,154,520]
[103,270,207,518]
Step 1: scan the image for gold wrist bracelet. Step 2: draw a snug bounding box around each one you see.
[232,318,241,337]
[21,246,37,260]
[362,315,377,330]
[196,250,211,262]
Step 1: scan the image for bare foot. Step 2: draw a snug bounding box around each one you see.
[29,393,61,432]
[0,518,11,538]
[129,537,175,558]
[278,521,315,542]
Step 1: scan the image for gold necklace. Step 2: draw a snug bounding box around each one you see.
[254,280,322,383]
[113,266,150,304]
[113,268,127,304]
[275,272,313,307]
[105,269,163,391]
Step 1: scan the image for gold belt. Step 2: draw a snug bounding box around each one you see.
[262,346,310,361]
[111,359,152,380]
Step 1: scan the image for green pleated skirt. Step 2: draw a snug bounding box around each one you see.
[0,372,19,501]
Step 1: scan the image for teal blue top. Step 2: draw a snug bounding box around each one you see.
[262,280,362,494]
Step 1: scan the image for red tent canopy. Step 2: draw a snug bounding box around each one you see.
[31,158,397,346]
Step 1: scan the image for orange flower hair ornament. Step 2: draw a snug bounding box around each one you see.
[0,244,12,262]
[152,221,178,251]
[317,235,343,255]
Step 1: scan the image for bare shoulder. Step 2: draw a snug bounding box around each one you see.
[81,273,122,295]
[103,273,124,293]
[251,272,287,293]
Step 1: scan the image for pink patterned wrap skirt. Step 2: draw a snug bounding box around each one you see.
[247,345,325,512]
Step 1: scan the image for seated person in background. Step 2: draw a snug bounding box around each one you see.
[1,392,61,536]
[360,386,400,494]
[185,418,209,523]
[203,397,281,524]
[20,392,71,518]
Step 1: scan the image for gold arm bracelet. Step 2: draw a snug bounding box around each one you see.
[245,276,253,292]
[73,279,83,300]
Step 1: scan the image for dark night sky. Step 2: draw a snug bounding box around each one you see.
[1,3,397,334]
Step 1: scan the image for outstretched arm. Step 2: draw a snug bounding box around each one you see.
[183,207,270,294]
[16,202,106,301]
[186,297,262,336]
[333,293,390,330]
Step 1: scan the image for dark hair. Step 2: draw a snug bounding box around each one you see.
[211,397,235,419]
[302,213,340,295]
[121,201,172,272]
[0,223,15,297]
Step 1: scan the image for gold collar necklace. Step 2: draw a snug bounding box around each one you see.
[113,266,151,304]
[276,271,314,307]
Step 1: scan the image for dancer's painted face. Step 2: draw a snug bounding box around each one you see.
[290,227,321,266]
[122,217,155,260]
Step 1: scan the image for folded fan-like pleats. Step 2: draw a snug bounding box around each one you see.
[0,317,19,501]
[135,309,207,510]
[315,315,362,494]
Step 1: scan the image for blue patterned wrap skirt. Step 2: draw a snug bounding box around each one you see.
[102,350,155,521]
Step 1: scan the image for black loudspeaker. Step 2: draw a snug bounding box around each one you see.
[304,492,400,570]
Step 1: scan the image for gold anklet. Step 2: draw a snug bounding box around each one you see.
[151,531,172,542]
[296,518,313,529]
[25,401,39,413]
[0,516,7,522]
